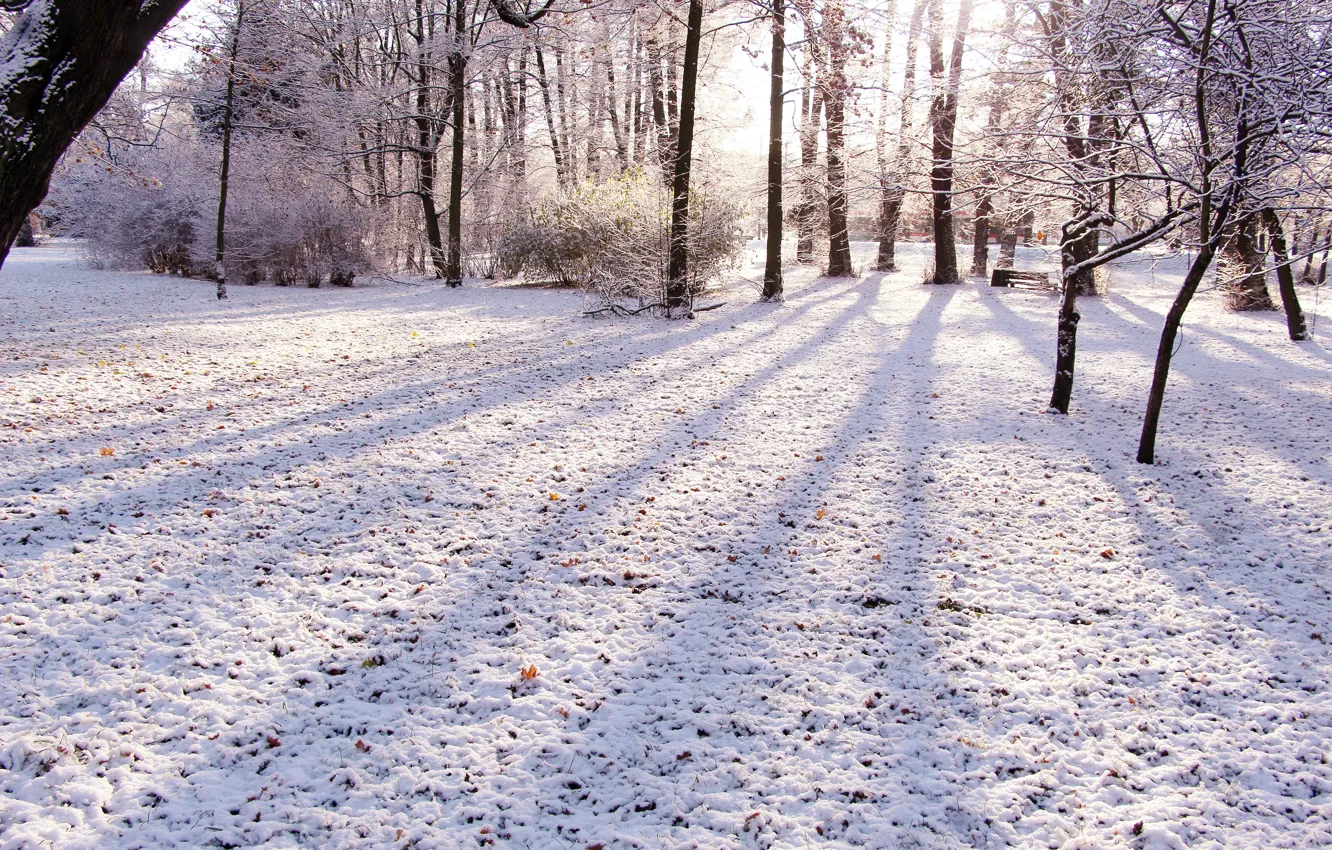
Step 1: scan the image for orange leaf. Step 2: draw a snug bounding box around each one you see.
[1100,548,1115,559]
[99,447,114,457]
[520,664,539,681]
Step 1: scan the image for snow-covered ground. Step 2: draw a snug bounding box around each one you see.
[1,242,1331,850]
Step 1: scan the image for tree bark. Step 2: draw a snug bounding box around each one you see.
[1262,208,1309,341]
[0,0,190,266]
[762,0,785,301]
[823,0,854,278]
[1219,218,1275,311]
[445,0,467,288]
[925,0,971,284]
[796,83,822,263]
[666,0,704,312]
[214,3,244,300]
[1137,243,1217,463]
[533,46,568,189]
[970,195,991,277]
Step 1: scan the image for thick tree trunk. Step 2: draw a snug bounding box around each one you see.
[762,0,785,301]
[823,0,853,278]
[0,0,189,266]
[665,0,704,312]
[925,0,971,284]
[1220,219,1275,311]
[1262,208,1309,341]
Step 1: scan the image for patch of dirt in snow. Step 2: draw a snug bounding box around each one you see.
[1,243,1331,850]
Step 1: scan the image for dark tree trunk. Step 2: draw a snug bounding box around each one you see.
[1048,219,1086,414]
[1262,208,1309,341]
[665,0,704,312]
[823,0,854,278]
[412,0,447,279]
[0,0,189,267]
[214,4,244,300]
[971,195,991,277]
[446,0,466,288]
[762,0,785,301]
[925,0,971,284]
[1138,243,1218,463]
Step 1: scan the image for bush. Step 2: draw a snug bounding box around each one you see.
[499,169,745,311]
[55,138,370,286]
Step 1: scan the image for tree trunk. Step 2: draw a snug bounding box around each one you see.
[413,0,447,279]
[214,4,244,300]
[796,83,822,263]
[533,46,568,189]
[1137,243,1218,463]
[666,0,704,312]
[647,36,673,179]
[970,194,991,277]
[446,0,467,287]
[925,0,971,284]
[1220,218,1275,311]
[0,0,189,267]
[1262,208,1309,341]
[762,0,785,301]
[823,0,854,278]
[605,63,628,170]
[875,1,925,272]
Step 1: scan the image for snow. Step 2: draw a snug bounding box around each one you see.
[1,241,1331,849]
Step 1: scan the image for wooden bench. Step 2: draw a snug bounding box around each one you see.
[991,268,1056,291]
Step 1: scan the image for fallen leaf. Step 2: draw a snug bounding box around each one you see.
[1100,548,1115,559]
[99,447,114,457]
[520,664,539,681]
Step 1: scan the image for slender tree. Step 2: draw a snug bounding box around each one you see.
[665,0,704,312]
[213,1,247,300]
[762,0,786,300]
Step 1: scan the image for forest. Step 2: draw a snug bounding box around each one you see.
[1,0,1331,847]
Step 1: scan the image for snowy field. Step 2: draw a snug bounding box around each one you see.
[2,241,1331,850]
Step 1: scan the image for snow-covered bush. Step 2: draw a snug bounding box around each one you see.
[55,137,371,285]
[500,170,744,307]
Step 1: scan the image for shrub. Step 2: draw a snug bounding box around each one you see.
[499,169,745,311]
